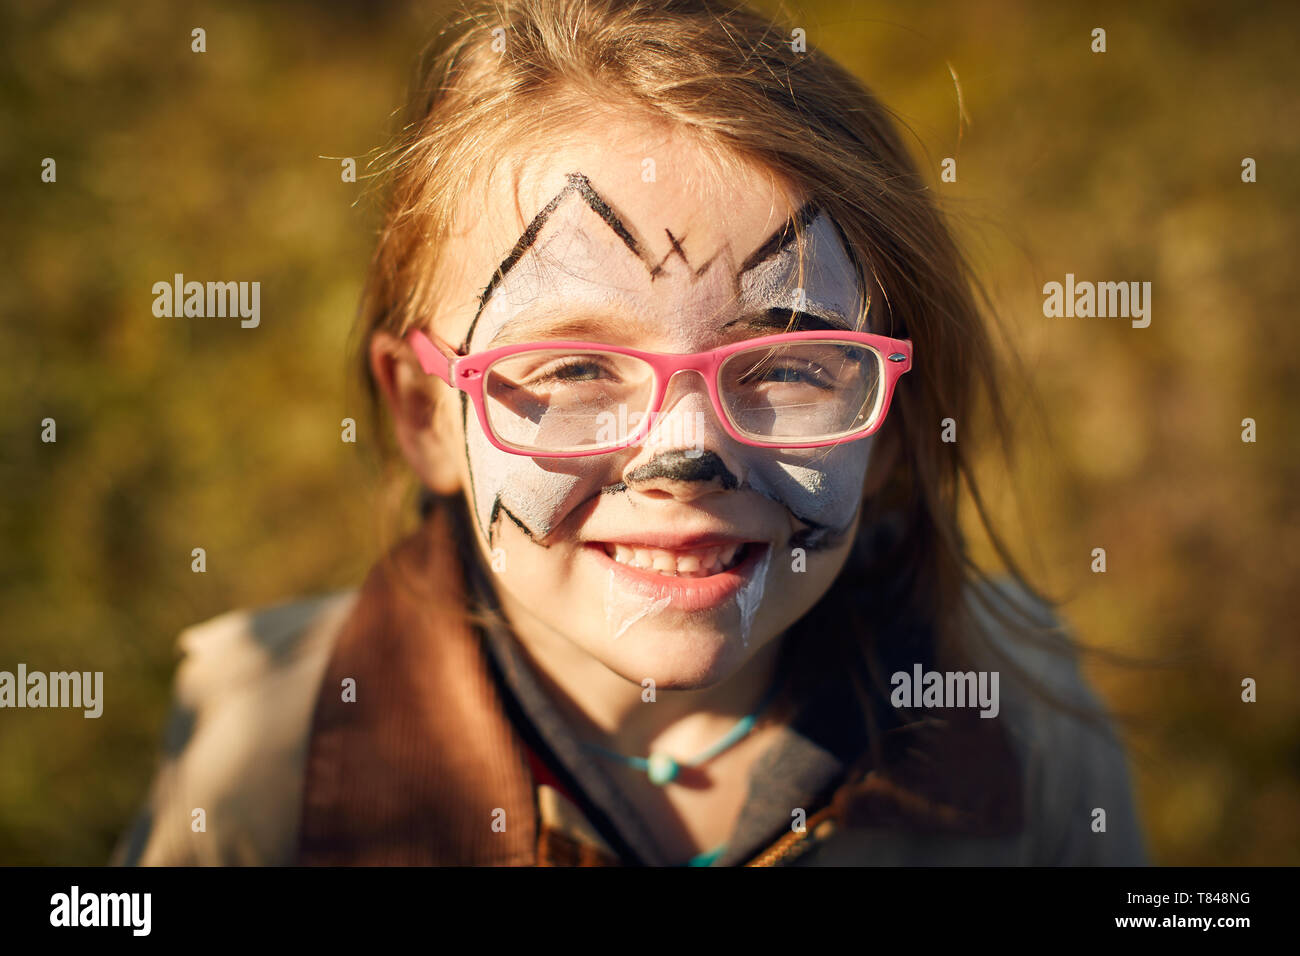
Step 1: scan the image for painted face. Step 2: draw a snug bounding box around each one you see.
[461,171,874,554]
[434,127,880,686]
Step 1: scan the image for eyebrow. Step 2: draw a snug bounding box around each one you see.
[485,305,854,353]
[486,312,638,347]
[461,170,824,350]
[721,307,854,335]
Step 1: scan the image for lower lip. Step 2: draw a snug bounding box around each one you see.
[585,543,770,612]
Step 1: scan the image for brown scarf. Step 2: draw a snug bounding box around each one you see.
[294,506,1022,865]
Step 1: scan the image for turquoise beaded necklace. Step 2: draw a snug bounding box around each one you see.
[580,679,783,867]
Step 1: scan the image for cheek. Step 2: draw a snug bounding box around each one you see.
[746,437,873,539]
[463,413,607,543]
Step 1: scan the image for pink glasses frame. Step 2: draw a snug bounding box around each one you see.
[405,327,914,458]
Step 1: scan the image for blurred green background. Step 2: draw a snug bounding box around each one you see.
[1,0,1297,865]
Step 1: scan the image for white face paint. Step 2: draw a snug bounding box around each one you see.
[733,211,877,547]
[462,190,653,546]
[604,567,672,641]
[460,172,876,558]
[735,544,774,648]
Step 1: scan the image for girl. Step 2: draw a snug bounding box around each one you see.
[116,0,1145,867]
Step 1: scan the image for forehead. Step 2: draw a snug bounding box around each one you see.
[433,115,865,348]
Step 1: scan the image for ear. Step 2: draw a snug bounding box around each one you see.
[369,329,463,495]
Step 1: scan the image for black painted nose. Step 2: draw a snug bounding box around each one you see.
[623,449,739,499]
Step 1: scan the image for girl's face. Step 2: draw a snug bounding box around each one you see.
[415,118,876,690]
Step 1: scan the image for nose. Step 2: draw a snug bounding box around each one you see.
[624,449,739,500]
[620,370,745,502]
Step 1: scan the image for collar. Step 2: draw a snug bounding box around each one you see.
[295,504,535,864]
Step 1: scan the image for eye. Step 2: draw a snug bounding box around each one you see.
[737,359,834,389]
[762,365,819,384]
[526,357,617,385]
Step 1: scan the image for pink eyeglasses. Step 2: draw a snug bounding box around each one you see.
[406,327,913,458]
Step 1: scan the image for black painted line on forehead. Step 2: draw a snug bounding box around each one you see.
[461,171,645,351]
[692,250,722,278]
[736,199,823,276]
[651,227,716,281]
[461,171,825,351]
[740,201,872,333]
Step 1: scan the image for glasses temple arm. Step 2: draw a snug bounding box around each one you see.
[406,328,458,386]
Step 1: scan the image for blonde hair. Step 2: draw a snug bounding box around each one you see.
[353,0,1105,740]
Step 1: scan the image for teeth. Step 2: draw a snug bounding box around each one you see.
[603,542,749,577]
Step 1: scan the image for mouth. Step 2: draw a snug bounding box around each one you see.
[600,541,755,577]
[585,539,771,612]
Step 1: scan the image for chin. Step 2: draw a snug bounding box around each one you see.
[592,625,758,689]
